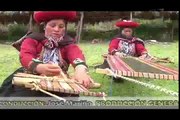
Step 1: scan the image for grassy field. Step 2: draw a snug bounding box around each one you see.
[0,41,179,97]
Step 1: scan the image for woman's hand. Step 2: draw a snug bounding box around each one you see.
[115,52,126,57]
[35,63,62,76]
[139,53,153,60]
[73,65,92,88]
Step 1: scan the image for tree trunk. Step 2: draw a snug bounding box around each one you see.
[76,12,84,44]
[28,12,33,33]
[171,20,174,41]
[130,12,133,20]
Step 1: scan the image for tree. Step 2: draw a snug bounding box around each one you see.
[76,12,84,43]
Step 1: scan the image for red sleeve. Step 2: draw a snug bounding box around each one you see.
[64,44,85,67]
[135,42,148,56]
[20,38,39,69]
[108,38,120,54]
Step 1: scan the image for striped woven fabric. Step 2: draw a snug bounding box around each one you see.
[106,55,178,80]
[13,73,106,97]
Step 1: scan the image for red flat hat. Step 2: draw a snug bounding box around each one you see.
[33,11,77,24]
[115,20,140,28]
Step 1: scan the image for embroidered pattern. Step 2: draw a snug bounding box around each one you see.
[118,38,136,56]
[42,35,64,64]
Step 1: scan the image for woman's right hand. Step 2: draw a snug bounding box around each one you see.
[35,63,62,76]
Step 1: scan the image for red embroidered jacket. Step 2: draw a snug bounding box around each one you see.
[20,38,85,70]
[108,36,147,57]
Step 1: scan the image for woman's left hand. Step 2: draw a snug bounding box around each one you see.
[73,65,92,88]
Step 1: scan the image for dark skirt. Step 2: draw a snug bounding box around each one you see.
[0,67,78,97]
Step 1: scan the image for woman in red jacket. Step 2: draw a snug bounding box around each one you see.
[95,19,152,82]
[97,19,152,68]
[0,11,97,97]
[109,19,151,59]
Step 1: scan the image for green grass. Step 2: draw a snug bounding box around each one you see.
[0,41,179,97]
[79,42,179,97]
[0,44,21,85]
